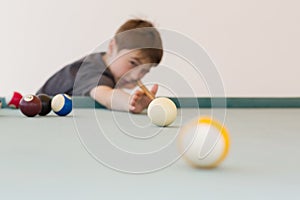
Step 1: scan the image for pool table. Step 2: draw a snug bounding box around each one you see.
[0,97,299,200]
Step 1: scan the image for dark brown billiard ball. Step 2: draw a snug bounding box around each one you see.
[37,94,52,116]
[19,94,42,117]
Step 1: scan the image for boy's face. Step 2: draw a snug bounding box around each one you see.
[109,49,155,89]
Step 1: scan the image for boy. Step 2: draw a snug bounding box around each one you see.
[37,19,163,114]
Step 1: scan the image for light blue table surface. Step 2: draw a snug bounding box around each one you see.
[0,108,299,200]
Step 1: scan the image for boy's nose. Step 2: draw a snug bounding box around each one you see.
[138,71,148,79]
[133,74,143,81]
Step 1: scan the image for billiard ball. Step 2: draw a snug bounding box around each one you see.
[147,97,177,126]
[37,94,52,116]
[51,94,72,116]
[178,117,230,169]
[6,91,23,109]
[19,94,42,117]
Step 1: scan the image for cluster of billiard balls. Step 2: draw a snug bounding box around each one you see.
[3,91,232,169]
[19,93,72,117]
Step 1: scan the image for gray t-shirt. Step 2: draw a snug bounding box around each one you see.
[37,52,115,96]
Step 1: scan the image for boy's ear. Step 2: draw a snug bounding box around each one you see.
[108,39,117,56]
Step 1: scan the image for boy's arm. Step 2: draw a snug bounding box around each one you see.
[90,84,158,113]
[90,85,131,112]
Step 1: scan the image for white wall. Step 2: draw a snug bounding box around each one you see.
[0,0,299,97]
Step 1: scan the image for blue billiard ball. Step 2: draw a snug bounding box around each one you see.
[51,94,72,116]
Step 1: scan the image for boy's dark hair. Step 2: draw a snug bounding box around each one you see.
[114,19,163,64]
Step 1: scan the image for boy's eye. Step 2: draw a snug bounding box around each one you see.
[130,60,138,67]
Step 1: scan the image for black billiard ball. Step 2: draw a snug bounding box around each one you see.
[37,94,52,116]
[19,94,42,117]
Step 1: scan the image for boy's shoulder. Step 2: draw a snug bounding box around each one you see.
[82,52,106,64]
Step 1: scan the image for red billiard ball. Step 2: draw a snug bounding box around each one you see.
[37,94,52,116]
[6,91,23,109]
[19,94,42,117]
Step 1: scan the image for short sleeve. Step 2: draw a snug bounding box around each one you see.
[72,53,116,96]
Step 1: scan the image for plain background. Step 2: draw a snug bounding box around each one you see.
[0,0,299,97]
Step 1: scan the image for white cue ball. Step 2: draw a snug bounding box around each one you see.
[147,97,177,127]
[178,117,230,168]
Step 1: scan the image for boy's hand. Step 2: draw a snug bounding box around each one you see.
[129,84,158,114]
